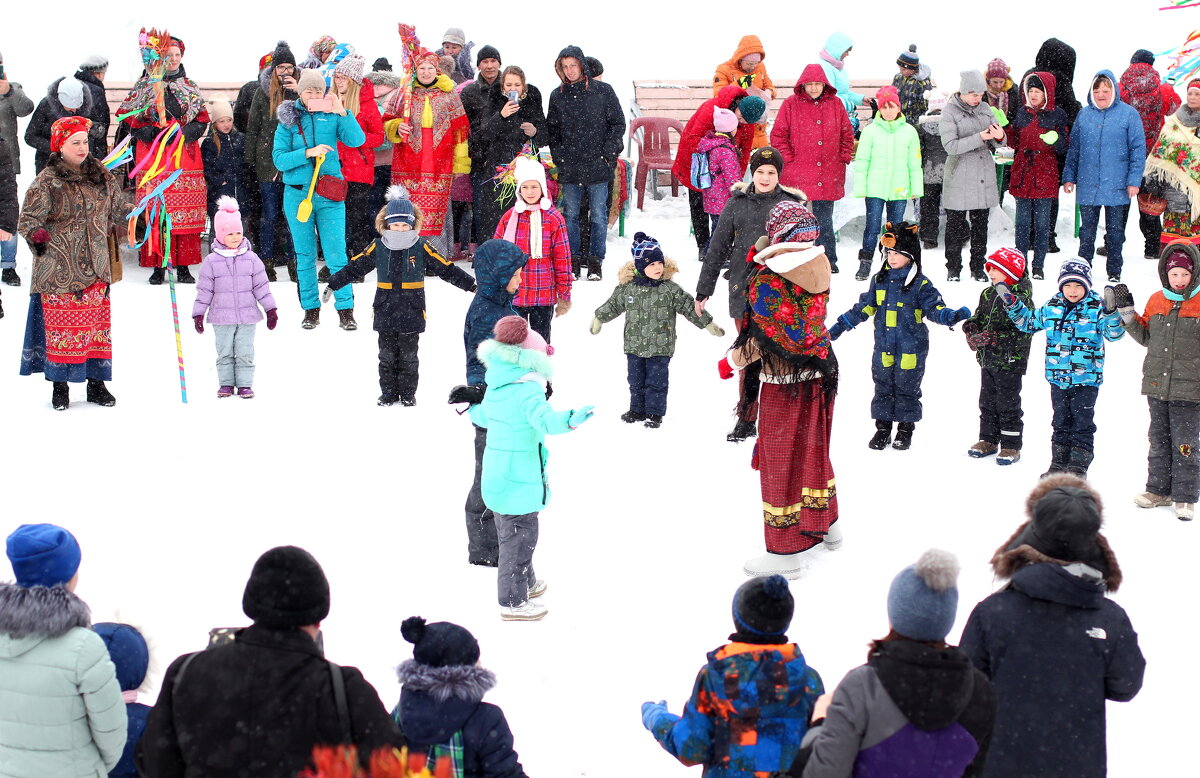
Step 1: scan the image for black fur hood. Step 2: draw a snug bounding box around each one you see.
[396,660,498,745]
[44,76,95,119]
[396,659,496,702]
[0,583,91,648]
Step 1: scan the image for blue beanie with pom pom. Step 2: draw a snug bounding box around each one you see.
[732,574,794,638]
[887,549,960,642]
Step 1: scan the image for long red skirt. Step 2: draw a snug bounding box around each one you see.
[753,380,838,553]
[393,127,453,238]
[136,146,207,268]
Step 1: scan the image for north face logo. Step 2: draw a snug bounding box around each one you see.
[1086,627,1107,640]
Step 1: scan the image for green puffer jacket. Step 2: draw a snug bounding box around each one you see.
[594,260,713,357]
[0,584,127,777]
[853,116,924,201]
[1124,245,1200,402]
[968,275,1035,371]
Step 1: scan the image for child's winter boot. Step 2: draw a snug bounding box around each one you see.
[997,448,1021,465]
[621,410,647,423]
[727,419,757,443]
[51,381,69,411]
[338,309,358,331]
[855,249,873,281]
[892,422,915,450]
[1175,502,1194,521]
[644,414,663,429]
[86,379,116,407]
[868,420,893,450]
[1040,443,1071,478]
[218,385,235,398]
[743,551,807,579]
[1133,492,1172,508]
[968,440,998,458]
[1065,447,1094,478]
[301,308,320,329]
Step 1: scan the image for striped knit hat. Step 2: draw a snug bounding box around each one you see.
[1058,258,1092,293]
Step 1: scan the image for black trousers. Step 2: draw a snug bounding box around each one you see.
[378,331,419,399]
[1049,384,1098,450]
[945,208,989,276]
[465,424,498,565]
[919,183,942,245]
[514,305,554,342]
[1147,398,1200,503]
[344,182,374,259]
[978,368,1025,450]
[689,189,710,253]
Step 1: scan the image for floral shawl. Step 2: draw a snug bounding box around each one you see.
[117,65,206,125]
[1146,112,1200,220]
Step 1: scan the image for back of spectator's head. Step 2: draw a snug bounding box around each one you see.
[6,523,81,589]
[401,616,480,667]
[79,54,108,74]
[373,57,392,72]
[93,623,150,692]
[887,549,960,642]
[731,575,794,640]
[585,56,604,79]
[242,546,330,628]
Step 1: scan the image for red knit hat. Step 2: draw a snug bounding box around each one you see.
[986,58,1009,81]
[875,85,900,108]
[985,247,1026,282]
[50,116,92,153]
[1166,250,1193,273]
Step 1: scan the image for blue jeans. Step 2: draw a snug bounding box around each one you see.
[561,181,609,260]
[1078,204,1127,278]
[258,181,294,262]
[862,198,907,255]
[810,199,838,266]
[1014,198,1052,271]
[627,354,672,417]
[283,187,353,311]
[1,234,16,269]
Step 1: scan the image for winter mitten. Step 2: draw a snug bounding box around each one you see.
[828,314,854,341]
[706,322,726,337]
[992,281,1016,307]
[1039,130,1060,145]
[718,356,736,380]
[589,316,602,335]
[265,308,279,330]
[193,315,204,334]
[569,405,595,428]
[641,700,670,731]
[321,285,334,303]
[555,298,572,317]
[448,384,486,405]
[962,319,996,351]
[1103,283,1135,319]
[952,306,971,324]
[30,228,50,256]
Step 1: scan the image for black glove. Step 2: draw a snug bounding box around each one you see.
[1103,284,1134,314]
[448,384,486,405]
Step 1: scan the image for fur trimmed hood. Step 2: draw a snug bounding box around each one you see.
[0,583,91,647]
[44,76,95,119]
[990,474,1122,592]
[374,201,425,235]
[617,257,679,285]
[396,659,497,703]
[276,100,300,128]
[365,70,402,92]
[477,338,554,380]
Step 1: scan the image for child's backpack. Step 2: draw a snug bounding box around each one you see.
[691,149,713,190]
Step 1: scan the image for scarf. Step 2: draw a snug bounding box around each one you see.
[818,49,843,70]
[118,64,206,125]
[213,239,250,258]
[381,230,420,250]
[1177,102,1200,129]
[1146,113,1200,219]
[987,89,1010,115]
[400,75,465,154]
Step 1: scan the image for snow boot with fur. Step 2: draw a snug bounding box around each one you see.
[1133,492,1172,508]
[968,440,998,458]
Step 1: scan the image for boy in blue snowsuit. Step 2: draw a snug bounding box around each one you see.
[641,575,824,777]
[996,258,1125,477]
[829,221,970,450]
[449,239,529,568]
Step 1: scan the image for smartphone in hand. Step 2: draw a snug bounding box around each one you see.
[307,96,334,113]
[506,90,519,104]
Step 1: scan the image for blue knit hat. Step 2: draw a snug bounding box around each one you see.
[384,184,416,226]
[1058,258,1092,293]
[93,623,150,691]
[887,549,960,642]
[631,231,665,273]
[6,523,82,588]
[732,574,794,638]
[737,95,767,124]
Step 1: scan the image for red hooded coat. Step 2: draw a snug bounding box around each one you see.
[1008,71,1070,200]
[769,64,854,199]
[338,78,385,185]
[1119,62,1165,157]
[672,84,755,193]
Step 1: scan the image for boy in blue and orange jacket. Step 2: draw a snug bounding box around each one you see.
[641,575,823,778]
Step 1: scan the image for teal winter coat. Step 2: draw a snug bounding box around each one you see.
[853,117,923,200]
[469,341,577,515]
[819,32,865,119]
[271,100,366,187]
[0,584,127,778]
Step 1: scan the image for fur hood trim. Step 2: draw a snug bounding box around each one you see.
[365,70,402,91]
[46,76,95,118]
[276,100,300,128]
[617,257,680,285]
[47,153,114,185]
[730,181,807,200]
[373,201,425,235]
[396,658,497,702]
[0,583,91,639]
[990,474,1122,591]
[477,339,554,380]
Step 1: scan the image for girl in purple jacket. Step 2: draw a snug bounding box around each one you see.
[192,197,278,398]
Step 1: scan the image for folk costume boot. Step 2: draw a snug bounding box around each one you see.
[148,267,165,285]
[51,381,69,411]
[868,420,893,450]
[175,265,195,284]
[1041,443,1072,478]
[86,379,116,407]
[892,422,915,450]
[727,419,757,443]
[855,249,873,281]
[743,551,808,580]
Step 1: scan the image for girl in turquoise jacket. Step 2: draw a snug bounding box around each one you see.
[853,87,923,272]
[273,69,365,325]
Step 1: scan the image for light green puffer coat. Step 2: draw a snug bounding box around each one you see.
[0,584,126,778]
[853,116,924,201]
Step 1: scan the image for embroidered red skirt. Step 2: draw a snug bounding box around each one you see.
[392,128,453,238]
[137,164,207,268]
[42,281,112,364]
[753,380,838,553]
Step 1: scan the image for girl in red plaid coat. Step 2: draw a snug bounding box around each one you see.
[495,155,573,340]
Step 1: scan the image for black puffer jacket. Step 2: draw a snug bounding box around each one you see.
[136,625,404,777]
[481,83,547,175]
[0,134,16,234]
[696,182,806,319]
[461,75,504,167]
[72,70,111,149]
[25,77,106,172]
[545,46,624,184]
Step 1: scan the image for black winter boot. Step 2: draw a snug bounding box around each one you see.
[572,256,583,280]
[264,262,277,282]
[1065,447,1094,478]
[301,308,320,329]
[587,256,603,281]
[643,414,663,429]
[175,265,195,284]
[86,379,116,406]
[1032,262,1044,280]
[1047,235,1061,253]
[621,410,647,423]
[148,267,165,285]
[51,381,69,411]
[286,258,298,283]
[1040,443,1072,478]
[1,268,20,286]
[868,420,893,450]
[318,264,331,283]
[892,422,915,450]
[727,419,757,442]
[855,249,873,281]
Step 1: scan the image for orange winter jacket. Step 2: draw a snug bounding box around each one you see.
[713,35,776,149]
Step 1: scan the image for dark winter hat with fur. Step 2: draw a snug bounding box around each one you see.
[373,57,392,72]
[732,574,794,639]
[242,546,330,628]
[271,40,296,69]
[887,549,960,642]
[992,473,1121,590]
[402,616,480,668]
[749,145,784,176]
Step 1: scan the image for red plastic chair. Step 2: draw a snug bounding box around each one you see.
[629,116,685,210]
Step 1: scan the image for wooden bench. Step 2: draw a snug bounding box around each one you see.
[101,81,248,144]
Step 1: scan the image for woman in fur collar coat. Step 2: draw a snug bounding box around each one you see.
[393,617,528,777]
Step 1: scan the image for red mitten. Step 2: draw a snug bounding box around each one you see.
[31,229,50,244]
[193,315,204,334]
[718,357,735,380]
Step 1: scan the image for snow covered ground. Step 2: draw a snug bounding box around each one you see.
[1,183,1191,775]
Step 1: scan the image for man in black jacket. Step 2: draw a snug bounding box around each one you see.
[546,45,624,280]
[461,45,504,249]
[136,546,404,776]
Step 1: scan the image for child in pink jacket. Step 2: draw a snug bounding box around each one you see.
[698,108,744,239]
[192,197,278,399]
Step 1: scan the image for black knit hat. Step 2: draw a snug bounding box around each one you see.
[401,616,480,668]
[1005,484,1109,576]
[272,40,297,69]
[1131,49,1155,66]
[242,546,330,629]
[477,45,501,66]
[897,44,919,69]
[373,57,392,72]
[731,575,794,638]
[585,56,604,78]
[749,145,784,176]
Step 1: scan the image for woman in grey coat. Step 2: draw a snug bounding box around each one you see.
[941,71,1004,281]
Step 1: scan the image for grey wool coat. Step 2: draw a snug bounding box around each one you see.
[940,95,1001,211]
[0,81,34,174]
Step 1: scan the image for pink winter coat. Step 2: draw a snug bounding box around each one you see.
[193,241,277,325]
[696,131,742,215]
[770,63,854,200]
